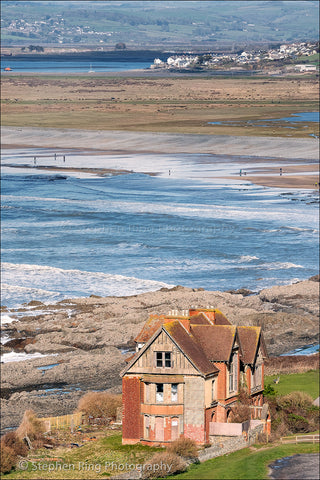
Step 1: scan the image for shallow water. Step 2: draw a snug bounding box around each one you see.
[1,148,319,308]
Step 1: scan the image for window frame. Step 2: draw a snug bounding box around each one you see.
[155,351,172,368]
[156,383,164,402]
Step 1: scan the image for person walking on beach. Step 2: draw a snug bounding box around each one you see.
[280,168,282,176]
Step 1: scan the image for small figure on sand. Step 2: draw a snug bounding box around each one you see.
[33,157,37,165]
[280,168,282,176]
[63,155,66,163]
[240,169,242,176]
[169,170,171,176]
[54,153,57,160]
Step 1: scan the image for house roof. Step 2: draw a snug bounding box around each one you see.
[190,325,237,362]
[134,314,167,343]
[214,310,232,326]
[237,326,263,364]
[187,313,212,325]
[163,321,219,376]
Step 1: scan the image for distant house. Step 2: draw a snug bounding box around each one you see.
[121,308,270,446]
[295,64,317,72]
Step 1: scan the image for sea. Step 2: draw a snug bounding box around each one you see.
[1,147,319,311]
[1,52,167,73]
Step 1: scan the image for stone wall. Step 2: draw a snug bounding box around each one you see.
[200,424,264,462]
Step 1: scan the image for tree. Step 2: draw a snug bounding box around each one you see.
[115,42,126,50]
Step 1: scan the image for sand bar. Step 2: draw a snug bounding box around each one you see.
[1,126,319,159]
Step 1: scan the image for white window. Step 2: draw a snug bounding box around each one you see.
[212,379,216,401]
[171,383,178,402]
[229,353,238,394]
[156,383,164,402]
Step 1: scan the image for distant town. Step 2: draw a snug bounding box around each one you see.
[151,40,319,72]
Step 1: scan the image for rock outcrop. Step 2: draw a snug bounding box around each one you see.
[1,278,319,432]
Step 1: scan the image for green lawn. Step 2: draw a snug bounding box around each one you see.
[265,370,319,399]
[173,443,319,479]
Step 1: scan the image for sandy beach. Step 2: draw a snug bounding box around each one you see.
[2,126,319,189]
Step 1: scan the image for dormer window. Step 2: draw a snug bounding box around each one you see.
[156,352,172,368]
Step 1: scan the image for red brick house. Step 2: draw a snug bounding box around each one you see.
[121,308,268,445]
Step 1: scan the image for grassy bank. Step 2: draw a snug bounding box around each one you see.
[3,432,161,479]
[1,76,318,137]
[265,370,319,399]
[173,443,319,479]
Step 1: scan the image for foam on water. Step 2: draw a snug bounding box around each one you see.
[1,351,58,363]
[1,263,174,308]
[1,148,319,307]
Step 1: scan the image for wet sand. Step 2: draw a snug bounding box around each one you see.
[1,126,319,189]
[2,126,318,159]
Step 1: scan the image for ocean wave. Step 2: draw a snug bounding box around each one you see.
[263,262,304,270]
[0,314,17,325]
[2,194,317,226]
[1,263,174,308]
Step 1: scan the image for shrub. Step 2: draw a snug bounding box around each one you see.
[77,392,122,424]
[263,384,277,396]
[229,402,251,423]
[0,445,17,474]
[287,413,311,433]
[16,410,46,448]
[167,437,198,460]
[1,431,28,457]
[141,452,186,479]
[277,391,314,409]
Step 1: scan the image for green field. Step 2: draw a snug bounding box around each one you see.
[265,370,320,399]
[173,443,319,479]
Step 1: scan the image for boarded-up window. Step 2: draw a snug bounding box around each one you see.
[145,415,150,439]
[155,416,164,441]
[145,383,150,403]
[171,417,179,441]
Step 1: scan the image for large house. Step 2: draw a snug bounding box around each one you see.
[121,308,268,446]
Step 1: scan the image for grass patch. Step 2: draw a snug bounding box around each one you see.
[265,370,319,399]
[1,76,318,137]
[173,443,319,479]
[4,433,161,479]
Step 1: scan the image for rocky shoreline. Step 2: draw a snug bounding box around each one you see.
[1,277,319,433]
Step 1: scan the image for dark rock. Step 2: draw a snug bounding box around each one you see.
[309,274,320,282]
[226,288,254,296]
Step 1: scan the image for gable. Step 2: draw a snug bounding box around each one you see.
[123,328,202,377]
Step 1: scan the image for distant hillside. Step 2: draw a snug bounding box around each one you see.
[1,0,319,49]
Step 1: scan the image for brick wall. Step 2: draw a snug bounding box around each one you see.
[122,376,141,444]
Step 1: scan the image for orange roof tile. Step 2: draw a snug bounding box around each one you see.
[164,321,219,376]
[190,325,237,362]
[134,314,167,343]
